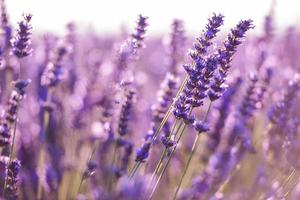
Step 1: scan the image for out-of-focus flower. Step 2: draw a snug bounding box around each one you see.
[11,13,32,58]
[4,159,21,199]
[41,43,69,88]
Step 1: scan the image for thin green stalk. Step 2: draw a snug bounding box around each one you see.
[129,76,188,178]
[172,133,200,200]
[150,119,181,181]
[257,168,297,200]
[128,161,141,179]
[150,148,167,182]
[76,141,99,195]
[108,140,118,191]
[172,102,212,200]
[4,68,13,100]
[148,123,187,200]
[4,49,13,98]
[281,168,296,190]
[150,116,190,186]
[216,164,241,194]
[283,174,300,198]
[37,89,52,200]
[152,75,188,141]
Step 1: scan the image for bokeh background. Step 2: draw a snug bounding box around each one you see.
[7,0,300,34]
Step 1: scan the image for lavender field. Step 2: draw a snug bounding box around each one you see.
[0,0,300,199]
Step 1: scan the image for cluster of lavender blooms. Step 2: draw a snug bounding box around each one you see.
[0,1,299,199]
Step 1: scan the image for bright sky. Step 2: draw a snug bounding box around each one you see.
[6,0,300,34]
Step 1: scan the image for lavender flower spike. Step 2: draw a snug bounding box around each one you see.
[173,13,224,122]
[117,139,133,176]
[118,87,135,136]
[4,159,21,199]
[208,19,254,101]
[41,43,69,88]
[0,79,30,154]
[268,74,300,124]
[191,13,224,57]
[202,78,242,163]
[11,13,32,58]
[167,19,185,74]
[135,73,178,162]
[114,14,148,80]
[130,14,148,49]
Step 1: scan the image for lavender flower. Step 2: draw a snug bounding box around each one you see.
[135,141,151,163]
[4,159,21,199]
[0,7,297,200]
[167,19,185,74]
[41,43,68,88]
[0,79,30,154]
[0,0,12,50]
[264,74,300,165]
[116,139,133,176]
[0,0,9,27]
[202,77,242,163]
[208,20,254,101]
[135,73,178,162]
[114,15,148,81]
[46,165,60,191]
[268,74,300,124]
[173,13,224,123]
[115,175,150,200]
[256,68,272,108]
[117,88,135,137]
[11,13,32,58]
[0,122,10,147]
[130,14,148,49]
[134,19,184,163]
[193,120,209,133]
[183,74,261,199]
[83,160,98,180]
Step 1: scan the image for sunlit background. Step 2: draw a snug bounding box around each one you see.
[6,0,300,35]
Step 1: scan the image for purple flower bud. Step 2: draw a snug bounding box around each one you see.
[161,135,177,148]
[135,142,151,162]
[193,120,209,133]
[11,13,32,58]
[167,19,186,74]
[12,79,31,95]
[193,13,224,56]
[208,20,254,101]
[118,88,135,137]
[41,44,69,87]
[130,15,148,49]
[204,78,242,161]
[4,159,21,199]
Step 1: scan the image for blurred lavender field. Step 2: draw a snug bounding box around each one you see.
[0,0,300,200]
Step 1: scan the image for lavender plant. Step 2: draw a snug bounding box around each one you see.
[0,3,298,200]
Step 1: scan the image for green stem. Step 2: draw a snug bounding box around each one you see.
[150,149,167,182]
[172,102,212,200]
[148,123,187,200]
[128,76,188,178]
[37,89,52,200]
[77,141,99,195]
[150,119,180,181]
[128,161,141,179]
[172,133,200,200]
